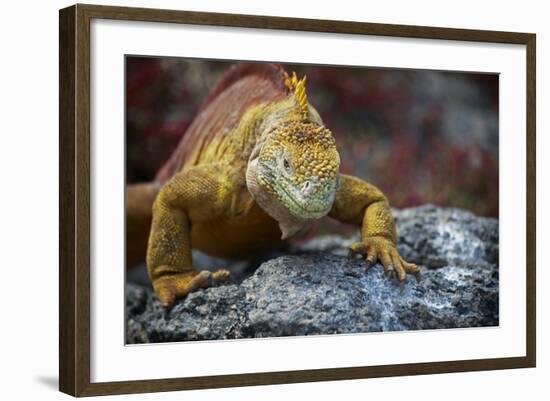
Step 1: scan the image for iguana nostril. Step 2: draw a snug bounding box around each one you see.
[303,181,311,192]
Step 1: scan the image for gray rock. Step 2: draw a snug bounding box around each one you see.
[126,205,499,343]
[392,204,499,268]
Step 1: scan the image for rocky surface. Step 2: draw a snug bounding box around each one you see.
[126,205,499,343]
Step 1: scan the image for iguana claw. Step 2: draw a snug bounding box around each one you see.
[350,236,419,284]
[153,268,231,309]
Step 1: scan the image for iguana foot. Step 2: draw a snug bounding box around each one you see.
[152,268,231,308]
[350,236,420,283]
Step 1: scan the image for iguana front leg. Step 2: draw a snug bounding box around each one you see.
[147,165,231,308]
[329,174,419,283]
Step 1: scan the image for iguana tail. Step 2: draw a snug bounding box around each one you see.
[126,182,160,268]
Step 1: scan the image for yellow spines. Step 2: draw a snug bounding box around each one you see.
[283,71,309,119]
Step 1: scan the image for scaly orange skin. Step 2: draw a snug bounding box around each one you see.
[143,63,419,308]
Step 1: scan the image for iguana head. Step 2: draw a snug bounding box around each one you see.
[246,71,341,239]
[247,120,340,238]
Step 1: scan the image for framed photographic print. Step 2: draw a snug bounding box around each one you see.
[59,3,536,397]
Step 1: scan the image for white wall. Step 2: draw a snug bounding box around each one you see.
[0,1,546,400]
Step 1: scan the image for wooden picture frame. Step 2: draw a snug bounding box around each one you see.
[59,3,536,397]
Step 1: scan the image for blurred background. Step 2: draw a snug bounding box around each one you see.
[126,57,498,219]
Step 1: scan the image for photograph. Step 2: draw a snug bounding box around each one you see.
[124,57,500,344]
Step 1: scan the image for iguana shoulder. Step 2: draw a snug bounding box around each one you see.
[155,63,290,183]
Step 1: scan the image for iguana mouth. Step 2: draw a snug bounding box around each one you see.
[277,179,331,218]
[256,160,334,219]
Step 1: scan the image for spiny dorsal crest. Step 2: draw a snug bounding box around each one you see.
[283,71,308,119]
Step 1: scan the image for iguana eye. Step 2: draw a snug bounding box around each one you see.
[283,158,291,171]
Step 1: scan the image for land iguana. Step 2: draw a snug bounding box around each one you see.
[126,63,419,308]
